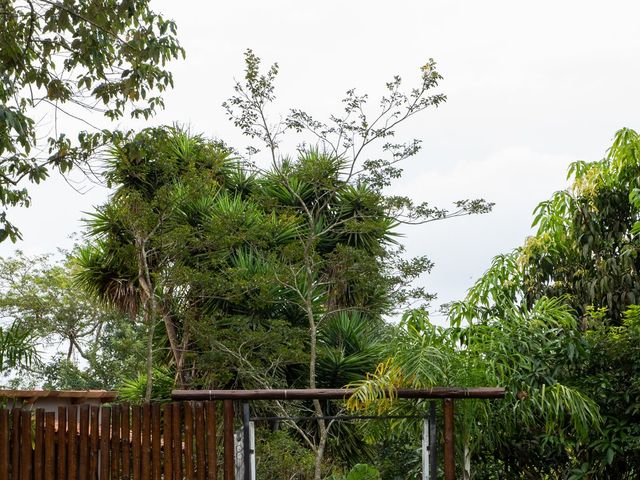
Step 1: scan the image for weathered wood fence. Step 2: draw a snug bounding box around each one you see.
[0,402,219,480]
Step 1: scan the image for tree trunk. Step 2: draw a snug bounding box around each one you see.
[314,426,328,480]
[159,302,185,387]
[136,236,185,388]
[304,253,327,480]
[463,439,471,480]
[144,301,154,402]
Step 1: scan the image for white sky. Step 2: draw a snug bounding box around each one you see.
[3,0,640,319]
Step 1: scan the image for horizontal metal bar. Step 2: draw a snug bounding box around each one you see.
[250,414,427,421]
[172,387,505,401]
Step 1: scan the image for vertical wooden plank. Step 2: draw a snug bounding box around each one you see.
[141,403,151,480]
[89,406,99,480]
[57,407,67,480]
[162,404,173,480]
[121,404,131,480]
[172,403,182,480]
[205,402,217,480]
[11,408,21,480]
[34,409,45,480]
[0,409,9,480]
[151,403,161,480]
[100,406,111,480]
[443,398,456,480]
[131,406,141,480]
[223,401,233,480]
[195,403,206,480]
[20,410,32,480]
[111,405,121,480]
[78,405,90,480]
[184,402,194,480]
[44,412,55,480]
[67,405,78,480]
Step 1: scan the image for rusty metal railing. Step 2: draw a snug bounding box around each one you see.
[172,387,505,480]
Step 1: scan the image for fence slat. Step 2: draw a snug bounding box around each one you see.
[195,403,206,480]
[34,409,45,480]
[12,408,20,480]
[132,406,141,480]
[141,403,151,480]
[90,406,100,480]
[122,404,130,480]
[44,413,55,480]
[151,403,161,480]
[0,401,230,480]
[67,405,78,480]
[111,405,121,480]
[78,405,90,480]
[172,403,181,480]
[0,409,8,480]
[57,407,66,480]
[184,402,194,480]
[162,404,173,480]
[100,406,111,480]
[205,402,217,480]
[20,410,32,480]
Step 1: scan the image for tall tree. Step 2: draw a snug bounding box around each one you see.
[0,0,184,241]
[223,50,492,479]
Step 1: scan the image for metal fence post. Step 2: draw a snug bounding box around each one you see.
[443,398,455,480]
[429,401,437,479]
[242,402,251,480]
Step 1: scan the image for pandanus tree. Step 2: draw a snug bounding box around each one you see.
[75,127,236,397]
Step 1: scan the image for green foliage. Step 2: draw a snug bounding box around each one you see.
[521,128,640,323]
[70,50,494,478]
[0,0,184,241]
[254,428,316,479]
[0,249,146,389]
[0,321,39,371]
[118,367,174,404]
[430,128,640,478]
[328,464,381,480]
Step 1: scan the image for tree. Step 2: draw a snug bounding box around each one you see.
[75,126,236,397]
[0,0,184,241]
[0,250,105,360]
[395,128,640,478]
[0,249,144,389]
[75,50,493,477]
[514,128,640,324]
[222,49,492,479]
[346,128,640,478]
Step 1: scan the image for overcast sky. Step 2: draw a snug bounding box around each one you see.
[3,0,640,319]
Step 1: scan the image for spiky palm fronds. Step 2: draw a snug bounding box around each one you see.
[73,242,139,318]
[0,321,40,370]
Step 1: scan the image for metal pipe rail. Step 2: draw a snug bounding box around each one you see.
[172,386,505,401]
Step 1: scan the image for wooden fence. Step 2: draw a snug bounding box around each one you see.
[0,402,219,480]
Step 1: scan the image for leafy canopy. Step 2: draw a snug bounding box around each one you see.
[0,0,184,241]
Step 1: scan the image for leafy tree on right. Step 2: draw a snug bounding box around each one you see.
[350,129,640,479]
